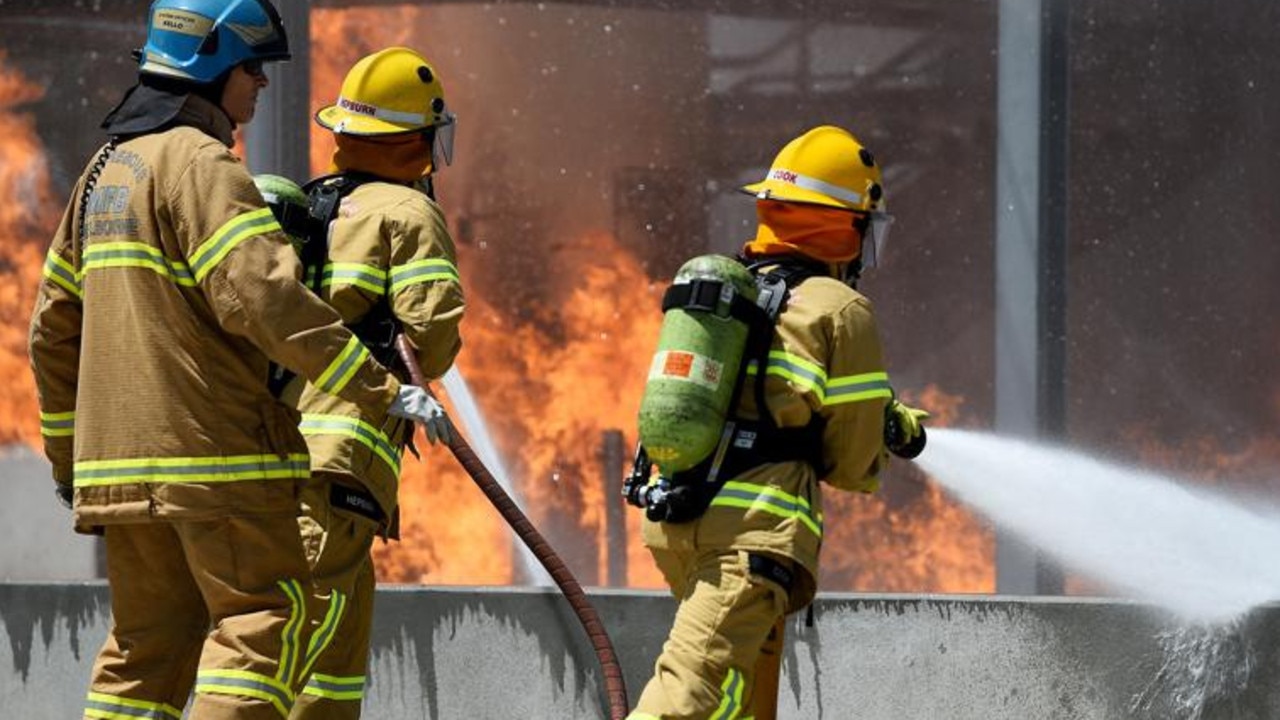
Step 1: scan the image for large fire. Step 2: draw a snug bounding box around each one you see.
[0,51,51,448]
[2,22,997,594]
[303,7,997,592]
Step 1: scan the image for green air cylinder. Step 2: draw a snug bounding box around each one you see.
[637,254,759,476]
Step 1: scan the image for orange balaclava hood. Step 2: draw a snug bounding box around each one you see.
[742,199,862,265]
[331,132,434,183]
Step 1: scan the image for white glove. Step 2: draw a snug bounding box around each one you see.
[387,385,452,445]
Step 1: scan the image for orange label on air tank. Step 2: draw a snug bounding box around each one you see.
[650,351,724,391]
[661,351,695,378]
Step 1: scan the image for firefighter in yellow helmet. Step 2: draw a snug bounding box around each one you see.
[280,47,465,719]
[628,125,929,719]
[28,4,450,719]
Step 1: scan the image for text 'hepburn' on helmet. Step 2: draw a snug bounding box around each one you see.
[315,47,454,136]
[139,0,290,84]
[741,125,886,213]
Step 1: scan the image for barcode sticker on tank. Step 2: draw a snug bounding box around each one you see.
[650,351,723,391]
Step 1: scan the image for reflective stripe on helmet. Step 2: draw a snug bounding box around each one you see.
[335,96,428,127]
[759,167,865,206]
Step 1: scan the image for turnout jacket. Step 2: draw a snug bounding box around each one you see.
[642,273,891,608]
[289,179,464,521]
[28,95,400,531]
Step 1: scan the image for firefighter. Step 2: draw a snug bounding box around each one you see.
[628,125,929,719]
[27,3,450,719]
[278,47,465,719]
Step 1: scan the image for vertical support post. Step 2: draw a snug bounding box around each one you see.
[601,430,628,587]
[244,0,311,180]
[994,0,1069,595]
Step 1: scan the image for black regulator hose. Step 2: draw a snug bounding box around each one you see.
[395,336,630,720]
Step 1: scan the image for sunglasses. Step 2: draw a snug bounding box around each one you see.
[242,59,266,78]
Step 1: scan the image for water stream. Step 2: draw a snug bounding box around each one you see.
[915,428,1280,623]
[440,367,551,585]
[915,429,1280,718]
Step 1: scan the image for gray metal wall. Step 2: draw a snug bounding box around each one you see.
[2,583,1277,719]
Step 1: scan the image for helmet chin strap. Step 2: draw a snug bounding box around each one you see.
[840,257,863,289]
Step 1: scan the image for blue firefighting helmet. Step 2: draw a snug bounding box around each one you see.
[138,0,290,84]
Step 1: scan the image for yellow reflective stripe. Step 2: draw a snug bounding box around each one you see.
[388,258,459,293]
[747,351,828,399]
[825,370,892,406]
[85,692,183,720]
[710,480,823,538]
[276,579,306,686]
[299,590,347,681]
[314,336,369,395]
[195,669,294,719]
[43,250,82,298]
[189,207,279,282]
[321,262,387,295]
[82,242,197,286]
[746,353,890,407]
[300,414,401,476]
[711,667,745,720]
[301,673,366,701]
[74,453,310,486]
[40,410,75,438]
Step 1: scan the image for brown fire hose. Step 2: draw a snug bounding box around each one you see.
[394,335,630,720]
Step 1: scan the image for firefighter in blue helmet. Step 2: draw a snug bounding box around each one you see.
[28,2,450,719]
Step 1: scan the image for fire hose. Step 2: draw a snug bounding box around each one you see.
[394,335,630,720]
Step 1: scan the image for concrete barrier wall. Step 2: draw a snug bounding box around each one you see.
[2,583,1278,719]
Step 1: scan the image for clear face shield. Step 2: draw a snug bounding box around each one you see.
[431,111,457,168]
[859,209,894,269]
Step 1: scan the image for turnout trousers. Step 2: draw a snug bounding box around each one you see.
[86,514,343,720]
[629,548,792,720]
[290,472,381,720]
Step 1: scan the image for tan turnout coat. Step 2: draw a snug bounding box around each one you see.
[28,95,400,531]
[288,179,464,519]
[642,272,892,608]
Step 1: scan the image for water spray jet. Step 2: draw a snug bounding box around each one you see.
[915,428,1280,624]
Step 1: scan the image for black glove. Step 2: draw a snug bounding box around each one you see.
[54,482,74,509]
[884,400,929,459]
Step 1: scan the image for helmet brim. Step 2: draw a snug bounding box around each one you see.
[739,181,857,211]
[315,105,423,136]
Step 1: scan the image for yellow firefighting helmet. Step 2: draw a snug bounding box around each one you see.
[742,125,894,267]
[315,47,456,165]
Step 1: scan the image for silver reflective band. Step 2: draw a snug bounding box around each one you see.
[336,96,427,125]
[762,167,864,206]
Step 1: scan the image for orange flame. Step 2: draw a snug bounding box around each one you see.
[3,15,997,594]
[372,234,667,587]
[0,51,52,447]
